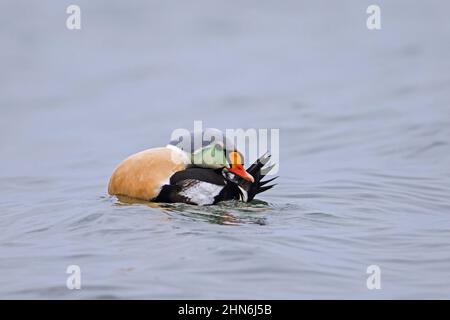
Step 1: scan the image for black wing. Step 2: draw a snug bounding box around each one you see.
[170,167,226,186]
[154,167,233,205]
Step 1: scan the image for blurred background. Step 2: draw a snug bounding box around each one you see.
[1,0,450,299]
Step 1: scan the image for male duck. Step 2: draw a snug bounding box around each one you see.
[108,129,276,205]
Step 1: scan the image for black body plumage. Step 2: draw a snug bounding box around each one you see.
[153,153,277,205]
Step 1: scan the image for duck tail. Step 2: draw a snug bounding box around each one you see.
[237,152,278,202]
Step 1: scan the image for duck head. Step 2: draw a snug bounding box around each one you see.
[190,140,254,183]
[169,129,254,183]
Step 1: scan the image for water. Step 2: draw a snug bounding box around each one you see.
[1,0,450,299]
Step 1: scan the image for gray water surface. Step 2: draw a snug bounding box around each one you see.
[1,0,450,299]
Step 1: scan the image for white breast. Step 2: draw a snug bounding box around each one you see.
[179,180,223,206]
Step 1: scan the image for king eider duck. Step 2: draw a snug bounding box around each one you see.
[108,129,277,205]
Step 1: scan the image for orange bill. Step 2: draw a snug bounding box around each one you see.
[227,151,254,183]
